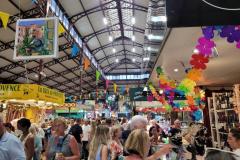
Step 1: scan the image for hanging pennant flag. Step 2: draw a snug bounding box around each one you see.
[83,58,90,70]
[58,23,65,35]
[106,79,110,89]
[114,83,117,93]
[71,43,79,58]
[96,70,101,82]
[0,11,10,29]
[126,85,129,93]
[121,85,125,94]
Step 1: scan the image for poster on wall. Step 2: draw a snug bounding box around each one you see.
[14,17,58,60]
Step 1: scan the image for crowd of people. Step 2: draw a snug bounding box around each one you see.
[0,114,240,160]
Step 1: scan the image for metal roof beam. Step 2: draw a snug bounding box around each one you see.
[93,40,143,55]
[0,55,81,94]
[70,0,147,23]
[0,41,15,52]
[78,0,111,67]
[98,50,142,64]
[0,7,41,28]
[47,0,105,78]
[0,43,71,75]
[103,58,141,72]
[83,23,144,43]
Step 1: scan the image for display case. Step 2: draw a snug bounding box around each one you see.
[208,91,239,148]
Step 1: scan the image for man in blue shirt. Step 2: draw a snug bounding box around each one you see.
[0,115,26,160]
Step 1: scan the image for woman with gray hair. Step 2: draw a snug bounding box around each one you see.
[205,148,239,160]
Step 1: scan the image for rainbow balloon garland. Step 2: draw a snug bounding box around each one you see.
[148,25,240,120]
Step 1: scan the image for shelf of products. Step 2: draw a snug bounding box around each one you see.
[233,84,240,117]
[208,91,239,148]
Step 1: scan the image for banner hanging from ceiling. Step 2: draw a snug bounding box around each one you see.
[14,17,59,60]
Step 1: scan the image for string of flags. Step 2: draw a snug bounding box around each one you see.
[58,23,65,35]
[0,11,10,29]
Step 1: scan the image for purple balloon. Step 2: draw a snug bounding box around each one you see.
[220,26,240,43]
[237,41,240,49]
[202,27,214,39]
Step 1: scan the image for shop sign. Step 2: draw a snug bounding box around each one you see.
[0,84,37,100]
[37,85,65,104]
[0,84,65,104]
[129,87,147,101]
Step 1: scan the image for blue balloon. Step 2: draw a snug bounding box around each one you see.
[174,102,180,108]
[192,109,203,121]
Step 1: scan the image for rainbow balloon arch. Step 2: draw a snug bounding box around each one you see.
[148,25,240,121]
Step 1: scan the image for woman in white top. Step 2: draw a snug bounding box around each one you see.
[227,128,240,156]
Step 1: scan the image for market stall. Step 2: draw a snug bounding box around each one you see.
[0,84,65,123]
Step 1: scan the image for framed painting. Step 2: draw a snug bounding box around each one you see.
[14,17,58,60]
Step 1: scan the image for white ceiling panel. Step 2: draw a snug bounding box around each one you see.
[96,33,110,46]
[43,68,55,77]
[26,61,39,68]
[0,58,11,68]
[89,12,105,31]
[59,0,83,17]
[81,0,100,10]
[1,49,14,59]
[64,73,76,79]
[49,64,66,72]
[57,85,67,90]
[0,1,19,15]
[75,17,94,36]
[10,67,25,74]
[135,10,148,29]
[0,72,13,78]
[54,76,66,83]
[66,82,75,87]
[135,0,149,8]
[61,60,78,69]
[87,37,100,50]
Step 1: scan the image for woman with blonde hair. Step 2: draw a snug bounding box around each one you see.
[110,125,123,160]
[124,129,150,160]
[124,129,172,160]
[45,117,80,160]
[88,125,111,160]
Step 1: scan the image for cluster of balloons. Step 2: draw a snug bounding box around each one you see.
[148,25,240,120]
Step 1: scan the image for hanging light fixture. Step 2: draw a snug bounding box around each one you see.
[132,35,135,41]
[115,58,119,63]
[109,35,113,42]
[132,58,136,62]
[112,48,116,53]
[132,47,135,52]
[131,17,136,25]
[103,17,108,25]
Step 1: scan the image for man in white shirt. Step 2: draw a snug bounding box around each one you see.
[0,114,26,160]
[82,119,91,160]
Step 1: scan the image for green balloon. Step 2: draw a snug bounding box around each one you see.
[156,66,163,75]
[165,104,172,112]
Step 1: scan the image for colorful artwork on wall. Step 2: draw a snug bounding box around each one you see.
[14,17,58,60]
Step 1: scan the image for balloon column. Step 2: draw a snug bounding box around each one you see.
[149,25,240,120]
